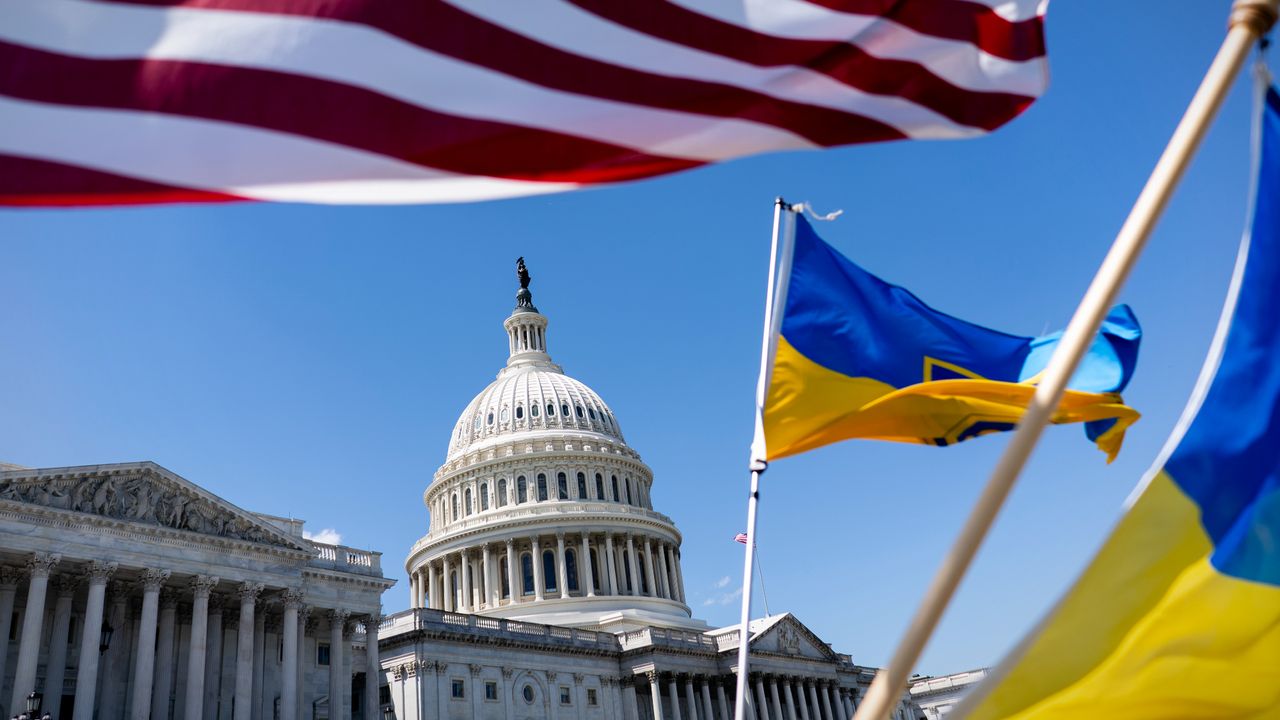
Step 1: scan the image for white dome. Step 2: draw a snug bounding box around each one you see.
[447,365,624,462]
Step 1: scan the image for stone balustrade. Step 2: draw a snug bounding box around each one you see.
[309,540,382,575]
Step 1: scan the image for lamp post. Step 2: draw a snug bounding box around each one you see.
[98,623,113,654]
[382,704,396,720]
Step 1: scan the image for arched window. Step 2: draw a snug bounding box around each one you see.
[543,550,558,592]
[639,557,649,594]
[625,478,633,505]
[622,551,633,593]
[501,559,510,599]
[575,405,584,418]
[595,474,605,500]
[521,554,534,595]
[531,404,540,418]
[537,474,548,502]
[451,570,459,605]
[465,488,473,515]
[576,472,587,499]
[589,407,597,420]
[557,472,568,500]
[590,548,602,593]
[487,411,494,425]
[546,403,555,416]
[497,479,508,507]
[561,403,570,417]
[566,548,579,592]
[611,476,620,502]
[517,476,528,504]
[451,493,459,521]
[480,483,489,511]
[515,405,524,420]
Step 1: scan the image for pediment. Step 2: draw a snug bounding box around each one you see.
[749,614,841,662]
[0,462,311,553]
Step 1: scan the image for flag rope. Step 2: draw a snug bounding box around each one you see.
[853,2,1280,719]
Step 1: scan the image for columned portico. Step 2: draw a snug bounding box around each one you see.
[12,552,60,711]
[131,568,171,720]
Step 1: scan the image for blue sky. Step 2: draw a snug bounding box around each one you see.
[0,1,1263,675]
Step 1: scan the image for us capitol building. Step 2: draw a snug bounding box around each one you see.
[0,263,950,720]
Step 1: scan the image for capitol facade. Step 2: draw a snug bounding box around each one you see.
[0,265,945,720]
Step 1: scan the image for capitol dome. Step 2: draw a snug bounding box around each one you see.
[405,260,702,632]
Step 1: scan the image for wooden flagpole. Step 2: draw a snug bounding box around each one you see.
[852,3,1280,719]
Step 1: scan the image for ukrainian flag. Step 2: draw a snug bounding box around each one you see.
[957,85,1280,720]
[762,215,1142,462]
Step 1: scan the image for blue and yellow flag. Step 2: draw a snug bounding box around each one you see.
[762,215,1142,462]
[959,84,1280,719]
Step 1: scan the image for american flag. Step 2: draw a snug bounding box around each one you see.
[734,532,749,544]
[1,0,1048,207]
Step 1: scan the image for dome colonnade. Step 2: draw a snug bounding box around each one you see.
[406,260,693,629]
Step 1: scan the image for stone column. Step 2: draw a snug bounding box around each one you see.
[43,575,78,708]
[715,679,730,720]
[460,549,473,612]
[11,553,60,711]
[504,540,518,604]
[204,595,227,720]
[768,678,784,720]
[622,679,639,720]
[441,556,454,612]
[580,533,596,597]
[805,682,821,720]
[699,678,714,720]
[782,680,797,720]
[229,582,262,720]
[364,611,382,720]
[794,682,809,720]
[603,533,619,595]
[129,569,171,720]
[69,560,113,719]
[655,545,670,599]
[642,540,658,598]
[667,676,683,720]
[153,589,179,720]
[648,673,665,720]
[625,534,641,596]
[296,608,310,718]
[753,677,770,720]
[280,591,303,720]
[482,544,495,608]
[819,683,834,720]
[673,549,686,603]
[251,610,266,720]
[0,567,18,707]
[663,546,680,602]
[530,536,546,601]
[555,532,570,598]
[683,676,699,720]
[427,562,439,610]
[327,610,349,720]
[182,575,219,720]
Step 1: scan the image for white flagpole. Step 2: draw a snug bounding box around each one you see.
[734,198,798,720]
[853,3,1279,719]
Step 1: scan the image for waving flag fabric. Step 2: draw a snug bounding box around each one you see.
[761,216,1141,462]
[0,0,1048,206]
[957,83,1280,720]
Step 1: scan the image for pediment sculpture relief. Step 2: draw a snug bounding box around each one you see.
[777,625,802,656]
[0,474,283,546]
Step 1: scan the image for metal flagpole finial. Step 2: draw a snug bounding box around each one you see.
[1231,0,1279,36]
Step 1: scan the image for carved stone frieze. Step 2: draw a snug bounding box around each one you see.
[0,472,289,547]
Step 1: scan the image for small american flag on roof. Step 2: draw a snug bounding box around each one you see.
[734,532,749,544]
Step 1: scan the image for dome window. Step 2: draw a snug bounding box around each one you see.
[575,405,584,418]
[523,685,535,704]
[531,404,540,417]
[487,412,494,425]
[500,407,509,422]
[561,403,570,417]
[473,416,481,431]
[588,407,597,420]
[515,405,524,420]
[546,404,555,416]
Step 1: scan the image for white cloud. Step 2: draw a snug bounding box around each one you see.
[304,527,343,545]
[705,587,743,607]
[714,575,731,589]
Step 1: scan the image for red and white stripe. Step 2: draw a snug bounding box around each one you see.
[0,0,1049,206]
